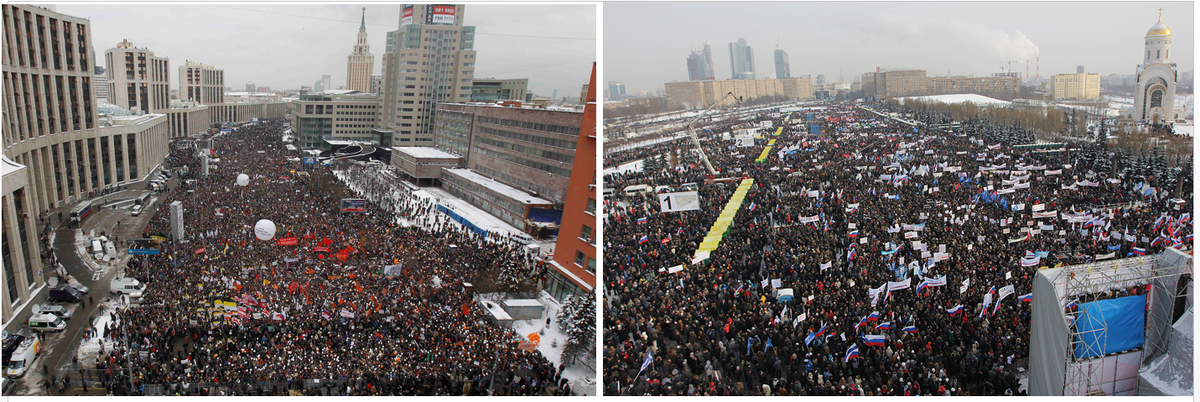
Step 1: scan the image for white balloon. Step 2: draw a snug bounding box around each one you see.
[254,219,276,241]
[236,174,250,187]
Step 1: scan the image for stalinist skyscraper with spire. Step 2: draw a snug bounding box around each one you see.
[346,7,374,93]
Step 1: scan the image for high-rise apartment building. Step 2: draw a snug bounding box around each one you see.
[728,38,755,80]
[380,4,476,145]
[686,42,715,81]
[245,82,255,92]
[178,60,224,104]
[105,39,170,113]
[774,49,790,79]
[1051,72,1101,100]
[346,8,374,93]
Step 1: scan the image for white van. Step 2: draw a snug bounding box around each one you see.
[4,337,39,378]
[37,304,73,320]
[110,277,145,298]
[680,183,699,192]
[27,313,66,333]
[623,184,652,196]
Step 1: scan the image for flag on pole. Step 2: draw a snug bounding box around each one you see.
[874,322,891,331]
[637,217,648,224]
[947,305,963,316]
[867,311,880,321]
[844,343,860,362]
[638,236,649,245]
[902,325,918,333]
[863,334,886,346]
[639,349,653,374]
[1019,293,1033,302]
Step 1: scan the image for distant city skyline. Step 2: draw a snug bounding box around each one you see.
[605,2,1194,95]
[59,3,595,96]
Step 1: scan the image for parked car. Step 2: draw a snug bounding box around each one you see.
[110,277,145,298]
[26,313,66,333]
[36,304,73,320]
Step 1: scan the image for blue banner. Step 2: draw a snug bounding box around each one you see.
[301,157,317,165]
[128,248,160,255]
[1074,295,1146,359]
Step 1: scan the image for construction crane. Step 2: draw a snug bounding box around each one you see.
[684,91,743,182]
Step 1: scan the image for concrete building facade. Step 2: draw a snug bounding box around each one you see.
[380,4,476,146]
[434,102,582,204]
[388,146,461,183]
[346,8,374,93]
[545,63,596,303]
[1051,72,1101,100]
[105,39,169,113]
[863,70,1020,100]
[290,91,380,149]
[664,77,815,110]
[470,78,528,102]
[179,60,224,104]
[94,65,108,103]
[163,102,210,138]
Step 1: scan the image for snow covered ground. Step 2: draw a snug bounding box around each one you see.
[73,301,121,369]
[73,230,120,274]
[604,159,645,176]
[897,94,1011,106]
[502,292,597,396]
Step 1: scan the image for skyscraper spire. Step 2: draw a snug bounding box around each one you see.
[361,7,366,29]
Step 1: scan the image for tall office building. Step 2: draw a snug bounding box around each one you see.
[245,82,255,92]
[179,60,224,104]
[380,4,476,146]
[1077,65,1085,74]
[816,74,826,86]
[369,74,382,94]
[686,42,715,81]
[606,81,625,99]
[773,49,790,79]
[3,4,171,327]
[105,39,170,113]
[346,7,374,93]
[728,38,755,80]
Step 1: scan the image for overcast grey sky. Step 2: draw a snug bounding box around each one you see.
[605,2,1193,95]
[54,3,596,97]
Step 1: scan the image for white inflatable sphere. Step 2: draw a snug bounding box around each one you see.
[254,219,276,240]
[236,174,250,186]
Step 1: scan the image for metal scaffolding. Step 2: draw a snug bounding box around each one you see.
[1054,253,1193,395]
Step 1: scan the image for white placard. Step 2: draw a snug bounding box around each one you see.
[659,191,701,212]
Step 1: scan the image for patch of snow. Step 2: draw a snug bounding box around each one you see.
[604,159,645,176]
[897,94,1011,106]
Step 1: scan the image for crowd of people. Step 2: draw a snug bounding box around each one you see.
[86,120,572,395]
[602,102,1193,396]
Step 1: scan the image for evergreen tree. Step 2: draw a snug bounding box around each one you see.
[559,291,596,366]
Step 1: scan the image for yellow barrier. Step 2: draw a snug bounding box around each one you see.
[694,178,756,258]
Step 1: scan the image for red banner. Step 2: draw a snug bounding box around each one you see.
[277,237,298,246]
[312,246,330,253]
[195,247,206,254]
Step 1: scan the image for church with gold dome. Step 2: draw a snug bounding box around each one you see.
[1128,11,1182,125]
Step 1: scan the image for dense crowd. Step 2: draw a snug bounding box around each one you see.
[87,120,571,395]
[603,103,1193,396]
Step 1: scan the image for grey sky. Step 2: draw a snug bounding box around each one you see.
[54,3,596,97]
[605,2,1193,95]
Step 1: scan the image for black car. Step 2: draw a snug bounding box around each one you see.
[48,286,82,303]
[2,332,25,364]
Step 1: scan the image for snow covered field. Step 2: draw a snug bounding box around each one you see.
[604,159,645,176]
[897,94,1011,106]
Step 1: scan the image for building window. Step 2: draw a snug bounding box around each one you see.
[574,250,586,267]
[580,225,593,244]
[586,198,595,215]
[586,257,596,275]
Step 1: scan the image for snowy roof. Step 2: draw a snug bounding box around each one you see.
[321,89,362,95]
[392,147,459,159]
[2,154,26,177]
[502,299,543,307]
[443,168,551,205]
[97,101,135,116]
[479,300,512,320]
[897,94,1011,106]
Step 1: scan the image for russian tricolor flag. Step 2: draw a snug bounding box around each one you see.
[1019,293,1033,302]
[749,202,757,211]
[946,305,963,316]
[637,217,648,224]
[1132,247,1147,256]
[638,236,649,245]
[855,315,869,330]
[867,311,880,321]
[902,325,918,333]
[863,334,886,346]
[814,324,827,338]
[844,344,860,362]
[874,322,891,331]
[849,230,859,238]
